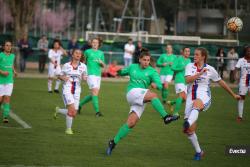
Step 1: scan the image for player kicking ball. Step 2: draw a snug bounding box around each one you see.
[0,40,17,123]
[106,50,175,155]
[183,48,241,160]
[234,46,250,122]
[54,49,87,135]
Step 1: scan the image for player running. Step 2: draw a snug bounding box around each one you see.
[0,40,17,123]
[156,44,176,103]
[235,46,250,122]
[48,40,67,93]
[54,49,87,135]
[183,48,241,160]
[167,47,191,120]
[78,38,105,117]
[106,51,175,156]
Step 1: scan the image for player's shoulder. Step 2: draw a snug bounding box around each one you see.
[186,62,195,68]
[79,62,87,68]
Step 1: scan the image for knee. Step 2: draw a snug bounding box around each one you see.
[67,108,76,117]
[127,120,136,128]
[184,122,197,135]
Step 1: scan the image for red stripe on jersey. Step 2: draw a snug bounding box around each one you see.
[71,82,76,94]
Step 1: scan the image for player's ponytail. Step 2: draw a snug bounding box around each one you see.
[196,47,208,63]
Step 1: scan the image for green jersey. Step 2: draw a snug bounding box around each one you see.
[84,49,105,76]
[0,52,15,84]
[118,64,162,92]
[171,56,191,84]
[156,54,176,75]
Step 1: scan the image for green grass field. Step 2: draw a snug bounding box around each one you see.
[0,78,249,167]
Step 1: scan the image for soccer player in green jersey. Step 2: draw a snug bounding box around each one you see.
[0,41,17,123]
[167,47,191,120]
[106,51,174,155]
[156,44,176,103]
[78,38,105,117]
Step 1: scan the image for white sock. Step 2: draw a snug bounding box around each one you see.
[58,108,67,115]
[187,108,199,126]
[48,80,52,91]
[188,133,201,153]
[66,115,73,129]
[55,79,61,90]
[238,100,244,118]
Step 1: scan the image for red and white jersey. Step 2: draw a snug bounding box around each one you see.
[48,49,63,65]
[185,63,221,100]
[235,58,250,87]
[60,62,87,94]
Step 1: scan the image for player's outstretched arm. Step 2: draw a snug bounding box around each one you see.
[218,79,241,100]
[117,66,130,76]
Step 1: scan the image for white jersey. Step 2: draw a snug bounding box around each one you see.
[235,58,250,87]
[60,62,87,95]
[185,63,221,100]
[124,43,135,58]
[48,49,63,66]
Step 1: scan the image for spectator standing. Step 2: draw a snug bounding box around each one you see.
[67,37,79,61]
[133,41,143,64]
[18,34,32,72]
[227,48,239,83]
[216,48,226,79]
[123,38,135,66]
[37,35,49,73]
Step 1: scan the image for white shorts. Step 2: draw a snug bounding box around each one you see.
[62,92,80,110]
[175,83,187,94]
[87,75,101,89]
[160,75,173,83]
[126,88,148,118]
[239,85,250,96]
[0,84,13,96]
[184,92,211,119]
[48,63,61,78]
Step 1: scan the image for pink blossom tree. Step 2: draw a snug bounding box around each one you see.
[34,2,74,33]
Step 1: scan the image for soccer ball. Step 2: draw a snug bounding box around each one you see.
[227,17,243,33]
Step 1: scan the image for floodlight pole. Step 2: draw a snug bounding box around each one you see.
[235,0,239,46]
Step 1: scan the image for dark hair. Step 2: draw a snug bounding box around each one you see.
[52,39,62,48]
[196,47,209,63]
[139,48,150,59]
[128,38,133,41]
[182,47,190,51]
[72,48,81,55]
[243,46,250,57]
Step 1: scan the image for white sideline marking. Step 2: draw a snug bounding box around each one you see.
[9,111,32,129]
[0,126,23,129]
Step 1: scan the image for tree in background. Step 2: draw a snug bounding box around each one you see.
[6,0,36,41]
[0,0,13,33]
[34,2,74,34]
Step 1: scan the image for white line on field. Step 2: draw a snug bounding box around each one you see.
[0,126,24,129]
[9,111,32,129]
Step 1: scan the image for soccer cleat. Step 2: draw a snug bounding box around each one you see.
[172,114,180,121]
[236,116,243,122]
[54,89,60,93]
[167,101,174,112]
[106,139,116,155]
[3,117,9,123]
[183,120,190,133]
[194,150,204,160]
[65,128,74,135]
[54,107,59,119]
[77,106,82,114]
[96,112,103,117]
[163,115,173,124]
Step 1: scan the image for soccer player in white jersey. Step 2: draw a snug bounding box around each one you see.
[183,48,241,160]
[54,49,87,135]
[48,40,67,93]
[235,46,250,122]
